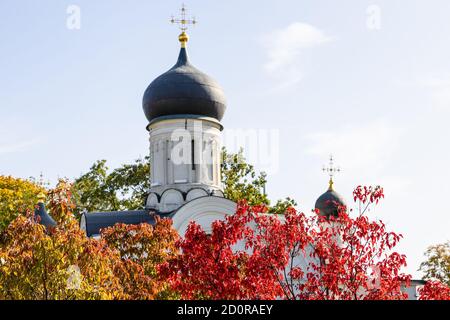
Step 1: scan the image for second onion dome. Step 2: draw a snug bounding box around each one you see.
[315,178,346,219]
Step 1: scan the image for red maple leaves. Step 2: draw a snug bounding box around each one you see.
[418,281,450,300]
[160,186,420,300]
[5,180,447,300]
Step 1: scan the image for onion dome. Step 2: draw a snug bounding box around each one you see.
[142,31,227,125]
[315,179,346,218]
[34,193,56,229]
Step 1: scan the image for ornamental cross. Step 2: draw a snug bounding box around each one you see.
[170,4,197,32]
[322,155,341,189]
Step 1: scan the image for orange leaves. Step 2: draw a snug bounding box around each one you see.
[0,199,129,300]
[0,180,180,300]
[0,209,179,300]
[100,219,179,300]
[47,179,77,227]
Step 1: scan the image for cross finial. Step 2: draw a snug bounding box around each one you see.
[37,172,47,203]
[38,172,44,187]
[170,4,197,48]
[322,155,341,190]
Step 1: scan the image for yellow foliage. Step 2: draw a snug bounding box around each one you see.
[0,177,179,300]
[0,175,46,231]
[0,213,124,300]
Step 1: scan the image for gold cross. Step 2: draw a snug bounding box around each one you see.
[170,4,197,32]
[322,155,341,190]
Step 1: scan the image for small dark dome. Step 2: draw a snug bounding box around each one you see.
[143,47,226,124]
[34,202,57,229]
[315,184,346,218]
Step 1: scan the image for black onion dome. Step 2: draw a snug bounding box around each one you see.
[34,202,57,229]
[143,46,227,124]
[315,183,346,218]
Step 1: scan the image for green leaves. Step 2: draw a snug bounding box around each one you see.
[73,149,296,216]
[221,148,269,207]
[72,157,150,216]
[221,148,296,214]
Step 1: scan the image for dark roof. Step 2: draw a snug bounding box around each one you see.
[410,279,427,285]
[314,188,346,218]
[34,202,57,229]
[81,210,173,237]
[142,46,227,124]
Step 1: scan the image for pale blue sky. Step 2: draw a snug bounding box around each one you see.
[1,0,450,277]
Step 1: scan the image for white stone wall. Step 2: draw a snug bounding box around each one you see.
[146,117,223,213]
[172,196,237,235]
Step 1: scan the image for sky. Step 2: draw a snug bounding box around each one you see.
[1,0,450,278]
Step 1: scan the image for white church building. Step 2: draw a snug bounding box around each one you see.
[33,7,423,299]
[80,21,237,237]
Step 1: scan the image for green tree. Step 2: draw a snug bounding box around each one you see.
[221,148,269,206]
[419,241,450,286]
[73,149,295,215]
[221,148,296,214]
[72,157,150,216]
[269,197,298,214]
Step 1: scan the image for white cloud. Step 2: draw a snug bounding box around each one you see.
[304,120,413,232]
[262,22,333,89]
[393,75,450,111]
[420,76,450,110]
[0,119,42,154]
[0,139,41,154]
[305,120,404,177]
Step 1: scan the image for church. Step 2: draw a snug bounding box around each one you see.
[80,22,239,237]
[35,6,345,238]
[31,6,428,300]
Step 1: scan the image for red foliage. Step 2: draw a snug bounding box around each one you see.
[418,281,450,300]
[353,185,384,205]
[161,186,415,300]
[101,217,180,299]
[160,204,283,299]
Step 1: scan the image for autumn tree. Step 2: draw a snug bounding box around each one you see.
[101,218,180,299]
[278,186,415,300]
[419,241,450,286]
[0,175,46,231]
[1,178,183,300]
[0,180,124,300]
[159,203,284,299]
[161,186,415,300]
